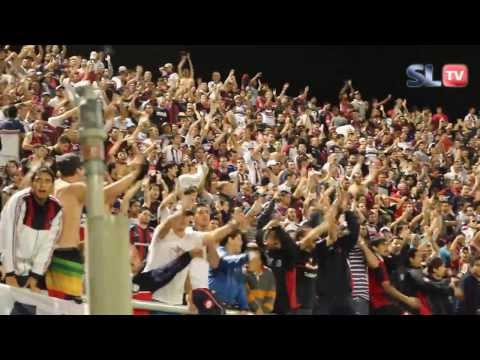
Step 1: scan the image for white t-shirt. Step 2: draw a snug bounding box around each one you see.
[144,227,204,305]
[185,227,209,290]
[112,76,123,90]
[167,73,179,89]
[233,105,247,128]
[48,97,63,109]
[261,109,275,127]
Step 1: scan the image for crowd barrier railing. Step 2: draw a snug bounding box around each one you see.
[0,283,250,315]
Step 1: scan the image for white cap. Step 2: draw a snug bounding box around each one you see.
[267,160,279,167]
[118,66,127,73]
[160,63,173,71]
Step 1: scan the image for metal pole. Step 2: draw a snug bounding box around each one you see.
[78,85,131,315]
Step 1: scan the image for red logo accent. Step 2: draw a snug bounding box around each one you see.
[442,64,468,87]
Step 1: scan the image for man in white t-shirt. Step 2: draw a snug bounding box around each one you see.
[208,71,222,93]
[144,198,247,306]
[112,66,128,91]
[159,63,179,91]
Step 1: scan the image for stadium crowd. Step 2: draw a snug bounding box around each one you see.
[0,45,479,315]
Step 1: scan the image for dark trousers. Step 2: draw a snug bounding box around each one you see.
[313,294,355,315]
[296,275,315,315]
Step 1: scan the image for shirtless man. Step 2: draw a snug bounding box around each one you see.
[45,153,147,301]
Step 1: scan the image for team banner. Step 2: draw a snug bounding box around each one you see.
[0,284,88,315]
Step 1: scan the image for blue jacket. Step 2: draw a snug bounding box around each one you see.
[208,247,249,310]
[0,118,26,133]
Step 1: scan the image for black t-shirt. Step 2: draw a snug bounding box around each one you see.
[162,175,176,193]
[459,274,480,315]
[151,106,169,129]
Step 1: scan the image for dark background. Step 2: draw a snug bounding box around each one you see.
[68,45,480,119]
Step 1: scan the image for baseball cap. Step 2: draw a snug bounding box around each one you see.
[118,66,127,73]
[56,153,83,176]
[267,160,279,167]
[380,226,392,233]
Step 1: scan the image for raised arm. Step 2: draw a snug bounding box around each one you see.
[22,132,35,152]
[256,198,276,231]
[104,156,147,206]
[177,56,186,79]
[203,219,239,247]
[155,210,187,240]
[48,106,80,128]
[376,94,392,107]
[358,238,379,269]
[120,180,142,216]
[337,210,360,254]
[60,45,67,59]
[187,53,194,80]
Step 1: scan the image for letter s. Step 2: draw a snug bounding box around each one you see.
[406,64,425,88]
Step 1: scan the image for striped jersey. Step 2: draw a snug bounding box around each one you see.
[348,245,369,301]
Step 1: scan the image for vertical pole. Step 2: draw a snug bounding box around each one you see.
[78,85,132,315]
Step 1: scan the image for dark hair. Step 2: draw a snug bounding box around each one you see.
[6,160,19,168]
[407,247,419,266]
[427,257,444,274]
[32,167,55,183]
[369,237,387,249]
[183,186,198,195]
[220,229,243,247]
[129,199,141,207]
[163,162,177,172]
[5,105,18,119]
[57,135,72,145]
[247,246,267,266]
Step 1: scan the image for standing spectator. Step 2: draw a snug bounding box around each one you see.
[209,230,249,312]
[368,237,420,314]
[22,120,51,156]
[129,207,154,268]
[257,218,299,315]
[348,224,379,315]
[298,190,359,315]
[0,167,62,292]
[245,245,276,314]
[457,255,480,315]
[143,197,248,308]
[431,106,449,131]
[46,154,146,301]
[0,105,26,134]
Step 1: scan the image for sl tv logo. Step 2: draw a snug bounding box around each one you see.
[406,64,468,88]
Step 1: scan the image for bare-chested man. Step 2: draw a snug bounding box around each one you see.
[45,153,146,302]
